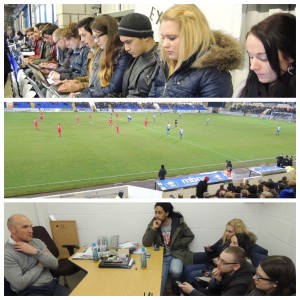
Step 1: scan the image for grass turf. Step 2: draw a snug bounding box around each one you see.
[4,111,296,197]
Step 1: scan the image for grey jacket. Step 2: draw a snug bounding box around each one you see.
[142,212,194,265]
[56,46,89,80]
[4,239,58,293]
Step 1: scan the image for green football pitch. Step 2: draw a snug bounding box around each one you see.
[4,111,296,197]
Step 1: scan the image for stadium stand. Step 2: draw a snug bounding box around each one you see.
[13,102,31,108]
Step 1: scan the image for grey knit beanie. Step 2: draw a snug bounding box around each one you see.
[118,13,153,38]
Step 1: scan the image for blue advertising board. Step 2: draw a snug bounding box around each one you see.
[249,166,286,176]
[155,171,231,191]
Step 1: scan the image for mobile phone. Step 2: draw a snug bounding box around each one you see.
[176,281,182,285]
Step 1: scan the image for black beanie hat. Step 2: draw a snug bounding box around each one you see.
[118,13,153,38]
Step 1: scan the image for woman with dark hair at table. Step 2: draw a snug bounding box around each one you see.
[247,255,296,296]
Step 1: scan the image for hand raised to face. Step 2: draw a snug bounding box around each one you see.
[152,219,162,230]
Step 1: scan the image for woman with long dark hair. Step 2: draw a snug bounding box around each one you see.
[238,13,295,98]
[71,14,130,98]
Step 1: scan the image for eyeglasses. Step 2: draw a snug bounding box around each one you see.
[93,32,107,41]
[254,271,272,282]
[217,257,239,265]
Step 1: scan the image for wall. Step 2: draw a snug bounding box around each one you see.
[4,202,296,263]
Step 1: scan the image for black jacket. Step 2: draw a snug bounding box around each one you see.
[196,181,208,198]
[158,167,167,180]
[121,43,159,97]
[191,260,255,296]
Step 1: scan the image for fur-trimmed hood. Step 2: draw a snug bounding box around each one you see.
[191,30,243,72]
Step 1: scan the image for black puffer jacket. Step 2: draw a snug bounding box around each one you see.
[149,31,242,98]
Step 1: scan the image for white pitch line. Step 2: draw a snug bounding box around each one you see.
[5,157,278,190]
[138,123,241,161]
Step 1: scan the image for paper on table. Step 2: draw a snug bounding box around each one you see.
[72,247,93,260]
[118,242,137,249]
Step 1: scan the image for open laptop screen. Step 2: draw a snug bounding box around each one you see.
[27,62,51,87]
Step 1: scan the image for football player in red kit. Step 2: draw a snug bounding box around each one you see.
[144,118,148,127]
[34,118,39,131]
[57,123,62,137]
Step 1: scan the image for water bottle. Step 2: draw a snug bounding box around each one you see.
[140,247,147,268]
[92,242,99,262]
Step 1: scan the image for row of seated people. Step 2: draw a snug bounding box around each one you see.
[142,204,295,296]
[15,5,295,98]
[206,177,296,199]
[218,177,296,198]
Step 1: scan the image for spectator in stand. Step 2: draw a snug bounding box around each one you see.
[23,23,51,66]
[25,27,35,48]
[276,176,288,190]
[247,185,259,198]
[279,180,296,198]
[40,28,68,71]
[241,189,249,198]
[219,190,226,198]
[39,24,59,64]
[149,4,242,98]
[71,14,131,98]
[247,255,296,296]
[196,176,209,198]
[117,13,159,97]
[238,13,295,98]
[260,191,274,198]
[58,17,101,94]
[225,191,236,198]
[262,181,278,198]
[27,23,58,66]
[215,184,226,198]
[48,22,89,81]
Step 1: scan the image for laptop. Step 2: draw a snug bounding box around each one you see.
[27,62,69,98]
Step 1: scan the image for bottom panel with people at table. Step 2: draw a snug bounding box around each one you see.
[4,202,296,296]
